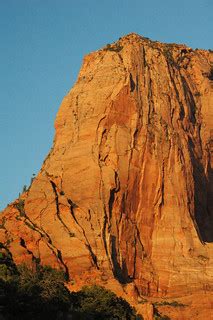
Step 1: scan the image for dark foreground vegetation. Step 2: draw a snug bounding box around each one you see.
[0,252,141,320]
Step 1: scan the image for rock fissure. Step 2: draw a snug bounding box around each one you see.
[68,202,99,269]
[49,180,75,238]
[23,216,69,274]
[19,237,40,265]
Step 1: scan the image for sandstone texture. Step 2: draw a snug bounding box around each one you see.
[1,33,213,319]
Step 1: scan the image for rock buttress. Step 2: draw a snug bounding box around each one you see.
[1,34,213,308]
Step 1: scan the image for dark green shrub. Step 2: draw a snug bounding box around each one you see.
[70,285,142,319]
[0,264,70,319]
[154,301,185,307]
[22,185,28,193]
[0,217,6,229]
[15,199,25,216]
[104,43,123,52]
[0,245,17,281]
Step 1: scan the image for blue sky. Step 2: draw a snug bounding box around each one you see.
[0,0,212,210]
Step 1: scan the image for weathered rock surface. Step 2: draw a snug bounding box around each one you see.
[1,33,213,319]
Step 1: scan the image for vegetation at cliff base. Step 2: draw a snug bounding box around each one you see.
[0,264,70,320]
[0,256,141,319]
[70,285,141,319]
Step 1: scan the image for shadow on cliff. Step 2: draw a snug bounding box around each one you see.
[110,235,132,284]
[189,139,213,243]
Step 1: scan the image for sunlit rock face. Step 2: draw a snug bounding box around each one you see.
[1,33,213,319]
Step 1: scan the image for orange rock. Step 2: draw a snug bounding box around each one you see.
[1,33,213,319]
[136,303,154,320]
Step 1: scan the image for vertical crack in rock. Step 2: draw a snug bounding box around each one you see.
[142,45,147,69]
[50,180,75,238]
[129,73,136,92]
[56,249,69,280]
[108,171,120,222]
[102,205,110,262]
[96,126,116,270]
[108,171,130,283]
[68,200,99,269]
[110,234,128,284]
[180,75,196,124]
[147,76,154,123]
[161,160,165,207]
[133,234,137,280]
[166,62,186,122]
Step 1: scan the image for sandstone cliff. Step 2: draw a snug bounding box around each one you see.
[1,33,213,319]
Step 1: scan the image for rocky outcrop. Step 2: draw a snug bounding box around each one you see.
[1,33,213,319]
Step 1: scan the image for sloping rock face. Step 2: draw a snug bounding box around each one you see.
[1,34,213,318]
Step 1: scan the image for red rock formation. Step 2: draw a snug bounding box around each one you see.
[1,34,213,319]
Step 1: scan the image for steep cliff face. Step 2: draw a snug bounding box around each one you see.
[1,33,213,318]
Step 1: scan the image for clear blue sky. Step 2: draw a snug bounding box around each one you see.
[0,0,212,210]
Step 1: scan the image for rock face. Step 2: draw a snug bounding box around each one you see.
[1,34,213,318]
